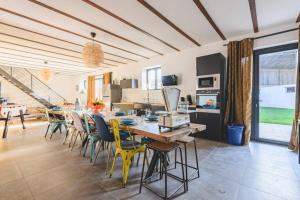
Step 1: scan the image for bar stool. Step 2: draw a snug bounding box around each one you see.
[175,135,199,191]
[139,141,186,200]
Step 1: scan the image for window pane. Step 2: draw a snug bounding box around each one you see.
[95,78,103,99]
[147,69,156,89]
[156,68,161,89]
[258,49,297,142]
[98,78,103,99]
[95,79,100,99]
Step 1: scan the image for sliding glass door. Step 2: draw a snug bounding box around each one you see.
[253,43,298,144]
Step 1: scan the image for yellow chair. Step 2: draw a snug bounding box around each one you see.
[109,119,146,187]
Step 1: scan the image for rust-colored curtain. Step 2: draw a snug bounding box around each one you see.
[87,76,95,104]
[224,38,254,144]
[288,26,300,151]
[103,72,112,85]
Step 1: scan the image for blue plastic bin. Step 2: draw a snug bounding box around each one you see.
[227,124,244,145]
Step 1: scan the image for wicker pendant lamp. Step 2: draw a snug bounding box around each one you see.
[82,32,104,68]
[40,61,53,81]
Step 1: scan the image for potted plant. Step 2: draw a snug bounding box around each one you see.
[89,99,105,113]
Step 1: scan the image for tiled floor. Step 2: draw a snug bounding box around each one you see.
[0,122,299,200]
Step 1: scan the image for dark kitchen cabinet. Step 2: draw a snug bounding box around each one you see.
[196,53,225,76]
[189,112,197,123]
[191,112,222,141]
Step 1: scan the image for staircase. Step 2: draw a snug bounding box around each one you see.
[0,65,66,107]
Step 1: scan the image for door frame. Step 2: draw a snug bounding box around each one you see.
[252,42,298,145]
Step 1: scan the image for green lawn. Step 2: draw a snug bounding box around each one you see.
[259,107,295,125]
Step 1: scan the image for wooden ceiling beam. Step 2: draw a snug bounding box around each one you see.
[0,46,84,65]
[82,0,179,51]
[248,0,259,33]
[0,40,117,66]
[0,60,101,73]
[137,0,200,46]
[28,0,163,55]
[0,51,86,68]
[0,22,138,62]
[0,32,126,64]
[0,56,114,69]
[0,54,100,71]
[0,7,149,59]
[192,0,226,40]
[0,46,113,69]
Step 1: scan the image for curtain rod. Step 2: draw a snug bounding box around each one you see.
[223,27,299,46]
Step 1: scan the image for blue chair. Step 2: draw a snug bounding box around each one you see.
[83,115,129,173]
[91,115,114,173]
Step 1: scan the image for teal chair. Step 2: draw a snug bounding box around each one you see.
[82,114,102,163]
[44,109,68,139]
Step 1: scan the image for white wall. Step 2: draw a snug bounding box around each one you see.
[0,76,43,107]
[30,70,82,104]
[0,69,82,107]
[110,24,298,104]
[260,85,296,109]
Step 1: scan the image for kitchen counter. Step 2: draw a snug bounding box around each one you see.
[112,102,165,114]
[113,102,164,107]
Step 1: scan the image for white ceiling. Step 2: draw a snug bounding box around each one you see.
[0,0,299,74]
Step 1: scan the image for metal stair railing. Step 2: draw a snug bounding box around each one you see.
[0,65,66,105]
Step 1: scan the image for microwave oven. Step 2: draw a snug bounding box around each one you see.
[197,74,220,90]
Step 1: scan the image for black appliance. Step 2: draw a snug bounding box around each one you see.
[197,74,220,90]
[186,95,192,105]
[198,77,213,87]
[196,90,220,109]
[162,75,177,86]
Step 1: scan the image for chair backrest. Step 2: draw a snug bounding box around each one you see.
[83,114,90,135]
[110,119,121,149]
[94,114,114,142]
[45,108,50,122]
[71,111,85,132]
[83,114,96,135]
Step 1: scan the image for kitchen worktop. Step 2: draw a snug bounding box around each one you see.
[113,102,164,106]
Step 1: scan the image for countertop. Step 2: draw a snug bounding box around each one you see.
[113,102,164,106]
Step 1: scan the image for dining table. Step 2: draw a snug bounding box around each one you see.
[46,109,207,177]
[101,112,206,179]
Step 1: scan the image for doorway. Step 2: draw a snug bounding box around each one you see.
[253,43,298,144]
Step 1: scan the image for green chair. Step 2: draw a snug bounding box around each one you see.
[82,114,102,162]
[44,109,68,139]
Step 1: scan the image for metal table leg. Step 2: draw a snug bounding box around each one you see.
[19,110,26,129]
[145,150,159,179]
[2,111,11,139]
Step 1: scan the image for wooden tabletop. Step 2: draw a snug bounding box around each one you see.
[104,114,206,143]
[124,122,206,143]
[44,109,206,143]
